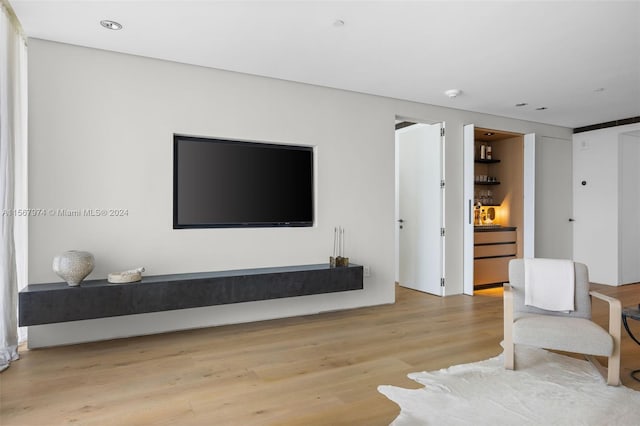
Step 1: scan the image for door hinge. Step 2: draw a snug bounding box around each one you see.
[440,278,445,287]
[440,180,445,188]
[440,127,445,137]
[441,227,446,237]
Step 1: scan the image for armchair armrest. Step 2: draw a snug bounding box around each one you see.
[503,283,513,309]
[589,290,621,385]
[589,290,621,307]
[503,284,513,313]
[589,290,622,340]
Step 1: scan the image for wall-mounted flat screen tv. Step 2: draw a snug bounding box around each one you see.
[173,135,314,229]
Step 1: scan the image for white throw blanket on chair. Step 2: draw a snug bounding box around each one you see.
[524,258,575,312]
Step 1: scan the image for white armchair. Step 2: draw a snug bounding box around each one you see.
[504,259,621,386]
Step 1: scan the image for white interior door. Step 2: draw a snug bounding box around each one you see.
[463,125,475,295]
[535,136,572,259]
[396,123,443,296]
[619,131,640,284]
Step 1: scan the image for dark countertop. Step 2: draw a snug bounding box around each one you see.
[474,226,517,232]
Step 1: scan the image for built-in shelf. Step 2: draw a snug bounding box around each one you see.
[474,159,501,164]
[475,181,501,185]
[19,263,364,326]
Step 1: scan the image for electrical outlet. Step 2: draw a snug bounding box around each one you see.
[363,265,371,277]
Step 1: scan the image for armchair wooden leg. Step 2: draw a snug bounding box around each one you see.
[503,283,514,370]
[607,353,620,386]
[586,355,620,386]
[504,341,514,370]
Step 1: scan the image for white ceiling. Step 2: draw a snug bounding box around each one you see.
[8,0,640,129]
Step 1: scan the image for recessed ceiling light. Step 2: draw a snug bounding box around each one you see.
[515,103,528,107]
[536,107,548,111]
[100,20,122,30]
[484,132,494,136]
[333,19,345,27]
[444,89,462,98]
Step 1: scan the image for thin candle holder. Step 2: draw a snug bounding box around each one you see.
[330,226,349,267]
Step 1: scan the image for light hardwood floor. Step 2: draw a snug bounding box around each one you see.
[1,283,639,425]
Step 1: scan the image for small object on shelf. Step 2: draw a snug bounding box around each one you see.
[335,256,349,267]
[480,144,486,160]
[475,189,495,206]
[108,267,145,284]
[474,202,482,226]
[52,250,95,286]
[330,226,349,267]
[486,145,492,160]
[486,207,496,224]
[330,226,338,267]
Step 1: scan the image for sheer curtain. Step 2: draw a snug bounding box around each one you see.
[1,1,27,373]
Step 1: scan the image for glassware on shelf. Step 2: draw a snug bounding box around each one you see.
[474,189,495,205]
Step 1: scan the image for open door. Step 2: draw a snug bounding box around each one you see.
[396,123,444,296]
[463,125,475,295]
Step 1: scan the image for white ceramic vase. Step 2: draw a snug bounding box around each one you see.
[52,250,95,286]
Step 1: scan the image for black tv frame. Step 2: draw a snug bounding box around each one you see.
[173,135,314,229]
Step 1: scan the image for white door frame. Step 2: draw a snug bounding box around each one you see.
[523,133,536,258]
[463,125,535,295]
[463,125,475,295]
[394,119,445,296]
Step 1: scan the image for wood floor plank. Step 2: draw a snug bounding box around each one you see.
[1,283,638,425]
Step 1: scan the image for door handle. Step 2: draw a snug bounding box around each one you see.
[568,218,575,222]
[398,219,405,223]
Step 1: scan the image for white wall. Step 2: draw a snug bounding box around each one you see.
[573,123,640,285]
[27,39,573,347]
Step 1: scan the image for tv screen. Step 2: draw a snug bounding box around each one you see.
[173,135,314,228]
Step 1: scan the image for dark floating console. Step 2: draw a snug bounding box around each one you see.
[19,263,364,326]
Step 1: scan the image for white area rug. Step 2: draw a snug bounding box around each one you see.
[379,347,640,425]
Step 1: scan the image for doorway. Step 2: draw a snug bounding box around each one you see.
[395,121,445,296]
[463,126,534,295]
